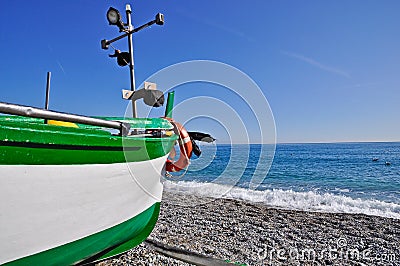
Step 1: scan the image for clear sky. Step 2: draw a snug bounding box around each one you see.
[0,1,399,143]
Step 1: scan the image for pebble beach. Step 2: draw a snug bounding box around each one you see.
[98,191,400,266]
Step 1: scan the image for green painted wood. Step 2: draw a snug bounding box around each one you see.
[0,116,177,165]
[3,203,161,266]
[164,91,175,118]
[0,116,173,130]
[96,199,161,261]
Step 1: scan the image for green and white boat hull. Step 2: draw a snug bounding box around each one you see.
[0,116,177,265]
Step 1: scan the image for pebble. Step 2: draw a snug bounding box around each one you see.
[98,191,400,266]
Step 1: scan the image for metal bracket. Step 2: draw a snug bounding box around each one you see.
[120,122,131,136]
[122,82,157,99]
[122,82,164,107]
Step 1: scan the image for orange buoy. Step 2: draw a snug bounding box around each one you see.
[164,119,193,172]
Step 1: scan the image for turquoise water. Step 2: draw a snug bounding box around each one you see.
[165,142,400,218]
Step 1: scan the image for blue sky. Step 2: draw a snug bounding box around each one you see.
[0,1,399,143]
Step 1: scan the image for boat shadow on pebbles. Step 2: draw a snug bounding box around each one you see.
[99,191,400,266]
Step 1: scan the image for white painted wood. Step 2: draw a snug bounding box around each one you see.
[0,155,167,264]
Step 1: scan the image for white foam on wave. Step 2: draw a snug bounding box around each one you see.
[164,180,400,219]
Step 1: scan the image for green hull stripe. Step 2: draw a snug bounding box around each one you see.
[4,203,161,266]
[91,199,161,262]
[0,140,141,151]
[0,143,172,165]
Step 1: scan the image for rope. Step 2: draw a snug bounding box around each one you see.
[145,239,239,266]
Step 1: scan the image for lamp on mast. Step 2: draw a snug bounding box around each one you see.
[101,5,165,118]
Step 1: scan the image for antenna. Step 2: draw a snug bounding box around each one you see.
[101,5,164,118]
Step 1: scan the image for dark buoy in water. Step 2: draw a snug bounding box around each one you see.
[385,161,391,166]
[372,158,379,162]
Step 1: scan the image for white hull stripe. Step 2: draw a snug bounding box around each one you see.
[0,155,167,264]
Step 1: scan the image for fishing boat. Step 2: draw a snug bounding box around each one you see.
[0,5,194,265]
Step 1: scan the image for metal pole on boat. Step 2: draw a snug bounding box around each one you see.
[0,102,131,136]
[126,4,137,119]
[45,72,51,110]
[102,6,164,116]
[44,71,51,124]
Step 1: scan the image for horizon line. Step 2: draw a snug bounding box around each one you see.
[214,140,400,145]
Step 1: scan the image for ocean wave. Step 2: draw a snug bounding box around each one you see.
[164,180,400,219]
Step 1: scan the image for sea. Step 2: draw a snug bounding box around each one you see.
[165,142,400,219]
